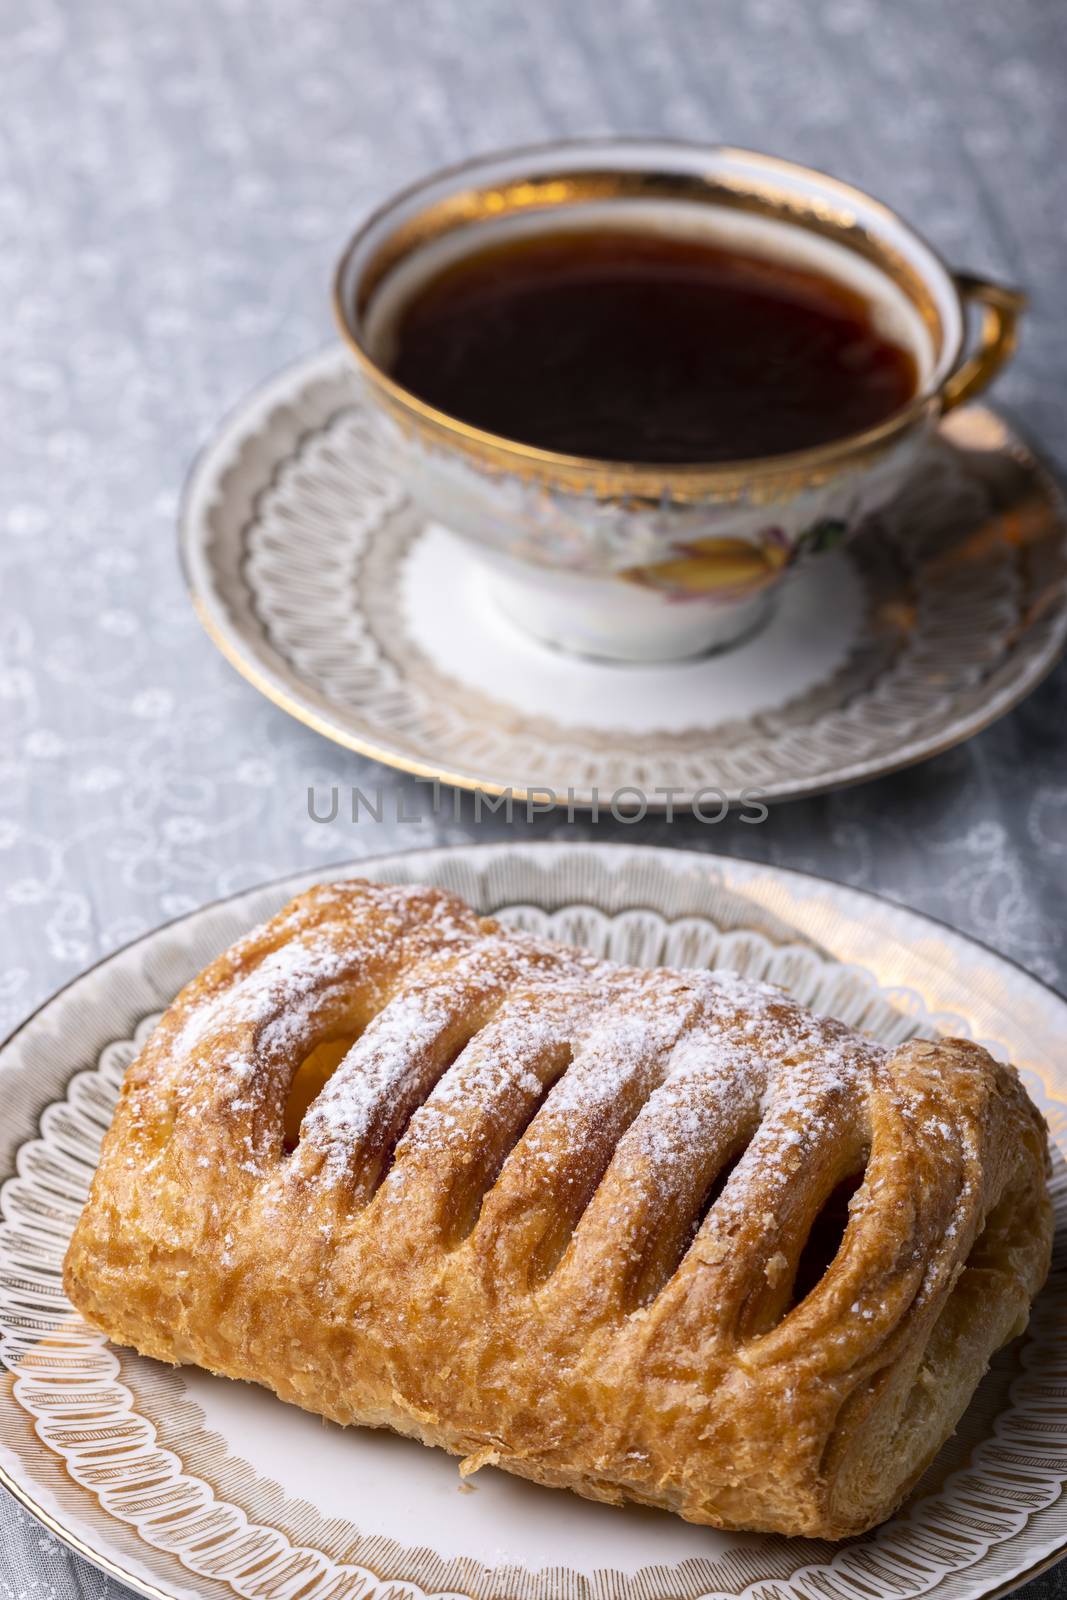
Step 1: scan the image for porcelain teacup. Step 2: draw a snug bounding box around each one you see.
[335,139,1023,663]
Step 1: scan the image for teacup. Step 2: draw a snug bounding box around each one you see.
[334,139,1023,664]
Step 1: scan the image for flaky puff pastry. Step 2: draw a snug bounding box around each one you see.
[65,880,1052,1539]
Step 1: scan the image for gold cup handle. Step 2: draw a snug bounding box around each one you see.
[940,272,1027,413]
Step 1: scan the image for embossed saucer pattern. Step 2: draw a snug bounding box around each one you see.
[180,350,1067,805]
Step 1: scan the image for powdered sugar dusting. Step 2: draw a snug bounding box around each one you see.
[299,932,595,1180]
[163,880,887,1220]
[175,936,353,1064]
[171,881,485,1073]
[300,985,455,1165]
[589,971,881,1220]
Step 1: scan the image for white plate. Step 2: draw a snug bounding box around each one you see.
[1,842,1065,1600]
[179,350,1067,805]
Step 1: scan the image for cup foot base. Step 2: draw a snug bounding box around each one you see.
[486,565,778,665]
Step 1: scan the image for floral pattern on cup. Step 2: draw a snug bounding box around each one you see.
[620,517,851,603]
[335,142,1024,660]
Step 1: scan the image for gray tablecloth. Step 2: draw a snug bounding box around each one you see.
[2,0,1065,1594]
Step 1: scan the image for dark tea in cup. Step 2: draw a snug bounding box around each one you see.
[335,141,1022,661]
[384,227,919,465]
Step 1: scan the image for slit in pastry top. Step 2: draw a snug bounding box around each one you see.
[63,878,1053,1541]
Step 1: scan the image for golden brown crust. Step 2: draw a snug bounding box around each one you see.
[64,879,1053,1539]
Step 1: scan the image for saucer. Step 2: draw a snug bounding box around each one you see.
[180,349,1067,806]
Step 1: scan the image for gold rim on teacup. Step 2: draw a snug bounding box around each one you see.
[334,140,1024,498]
[332,140,1025,662]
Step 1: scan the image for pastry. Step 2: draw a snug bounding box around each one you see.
[64,879,1052,1539]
